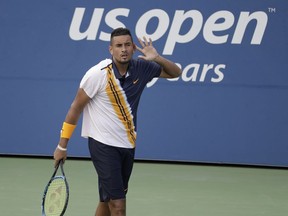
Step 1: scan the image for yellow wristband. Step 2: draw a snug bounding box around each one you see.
[60,122,76,139]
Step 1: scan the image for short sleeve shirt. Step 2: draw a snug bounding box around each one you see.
[80,58,161,148]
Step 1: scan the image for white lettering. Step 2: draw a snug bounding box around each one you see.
[163,10,203,55]
[200,64,214,82]
[212,64,225,82]
[147,78,159,88]
[204,11,235,44]
[182,63,200,82]
[146,63,226,87]
[68,7,264,86]
[69,7,269,53]
[232,11,268,44]
[69,8,104,40]
[135,9,170,41]
[99,8,129,41]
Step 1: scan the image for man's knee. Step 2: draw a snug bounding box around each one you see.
[108,199,126,216]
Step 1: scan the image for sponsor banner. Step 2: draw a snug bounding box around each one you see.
[1,0,288,166]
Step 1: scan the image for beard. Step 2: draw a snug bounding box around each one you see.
[115,54,131,65]
[119,59,130,64]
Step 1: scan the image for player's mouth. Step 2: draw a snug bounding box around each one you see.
[121,54,128,59]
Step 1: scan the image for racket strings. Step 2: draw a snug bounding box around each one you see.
[44,178,67,216]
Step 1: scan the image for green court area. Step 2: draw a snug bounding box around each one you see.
[0,157,287,216]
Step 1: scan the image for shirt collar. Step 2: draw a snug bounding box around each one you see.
[112,60,133,79]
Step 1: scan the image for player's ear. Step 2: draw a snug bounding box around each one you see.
[109,45,113,55]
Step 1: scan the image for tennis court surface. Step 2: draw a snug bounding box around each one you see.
[0,157,287,216]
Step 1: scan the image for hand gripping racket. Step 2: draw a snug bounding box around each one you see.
[41,160,69,216]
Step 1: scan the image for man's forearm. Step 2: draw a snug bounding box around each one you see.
[154,55,182,78]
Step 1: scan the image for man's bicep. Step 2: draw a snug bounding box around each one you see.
[64,88,91,124]
[71,88,91,111]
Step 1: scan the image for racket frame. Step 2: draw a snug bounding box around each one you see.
[41,160,69,216]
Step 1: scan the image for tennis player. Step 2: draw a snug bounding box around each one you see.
[53,27,181,216]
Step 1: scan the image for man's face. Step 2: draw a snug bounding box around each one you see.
[109,35,135,65]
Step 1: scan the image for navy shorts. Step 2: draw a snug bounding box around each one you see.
[88,138,135,202]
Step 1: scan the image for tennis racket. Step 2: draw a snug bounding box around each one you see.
[41,160,69,216]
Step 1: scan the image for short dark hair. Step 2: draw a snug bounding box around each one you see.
[110,27,133,44]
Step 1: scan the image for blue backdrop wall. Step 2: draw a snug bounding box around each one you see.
[1,0,288,167]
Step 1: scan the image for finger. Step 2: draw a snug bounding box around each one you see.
[149,38,153,46]
[62,158,66,164]
[135,45,143,52]
[143,36,149,46]
[54,159,60,168]
[137,37,145,47]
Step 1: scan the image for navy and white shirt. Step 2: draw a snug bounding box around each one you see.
[80,58,161,148]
